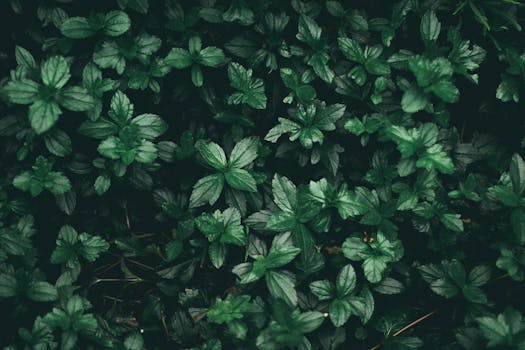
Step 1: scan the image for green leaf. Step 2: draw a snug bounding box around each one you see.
[132,113,168,139]
[342,236,370,261]
[427,79,459,103]
[196,140,228,170]
[476,307,525,347]
[58,86,95,112]
[189,174,225,208]
[103,11,131,37]
[373,277,405,295]
[420,10,441,44]
[94,174,111,195]
[271,175,297,213]
[79,233,110,261]
[309,280,335,300]
[509,154,525,196]
[227,62,267,109]
[13,156,71,196]
[191,65,204,87]
[265,246,301,269]
[511,209,525,245]
[44,129,72,157]
[265,270,297,306]
[329,299,351,327]
[51,225,108,267]
[28,100,62,134]
[207,294,251,324]
[61,17,96,38]
[364,58,390,75]
[229,137,258,169]
[3,79,40,104]
[209,241,226,268]
[363,255,387,283]
[297,15,322,46]
[462,285,487,304]
[97,136,120,160]
[417,144,455,174]
[15,45,37,69]
[440,213,464,232]
[401,86,428,113]
[78,119,119,139]
[109,91,134,124]
[0,272,17,297]
[26,282,58,302]
[165,48,193,69]
[41,56,70,89]
[430,278,459,298]
[124,333,144,350]
[338,37,365,63]
[165,240,183,261]
[225,168,257,192]
[199,46,226,67]
[335,264,356,297]
[487,185,520,207]
[496,75,520,102]
[294,311,324,333]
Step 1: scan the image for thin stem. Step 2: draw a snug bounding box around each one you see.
[370,309,439,350]
[91,277,143,286]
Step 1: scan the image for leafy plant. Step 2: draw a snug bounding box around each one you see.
[1,1,525,349]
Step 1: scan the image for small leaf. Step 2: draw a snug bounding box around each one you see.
[196,140,227,170]
[420,10,441,44]
[26,282,58,302]
[189,174,225,208]
[103,11,131,37]
[336,264,356,297]
[265,270,297,306]
[225,168,257,192]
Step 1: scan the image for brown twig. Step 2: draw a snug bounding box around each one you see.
[90,277,143,286]
[393,309,439,336]
[127,258,155,270]
[369,272,510,349]
[370,309,439,350]
[124,203,131,231]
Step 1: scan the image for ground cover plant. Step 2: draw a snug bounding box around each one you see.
[1,0,525,349]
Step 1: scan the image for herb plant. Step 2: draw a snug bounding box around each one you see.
[1,1,525,349]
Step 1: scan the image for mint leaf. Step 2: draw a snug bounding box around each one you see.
[227,62,267,109]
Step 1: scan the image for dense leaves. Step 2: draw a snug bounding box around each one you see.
[1,0,525,349]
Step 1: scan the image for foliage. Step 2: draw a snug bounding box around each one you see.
[1,0,525,349]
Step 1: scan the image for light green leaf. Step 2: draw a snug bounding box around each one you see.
[58,86,95,112]
[510,154,525,196]
[420,10,441,44]
[41,56,70,89]
[165,48,193,69]
[309,280,335,301]
[61,17,96,39]
[229,137,258,169]
[363,255,387,283]
[3,79,40,104]
[401,86,428,113]
[265,270,297,306]
[132,113,168,139]
[209,242,227,268]
[329,299,351,327]
[29,99,62,134]
[26,282,58,302]
[196,140,227,170]
[199,46,226,67]
[189,174,225,208]
[225,168,257,192]
[103,11,131,37]
[336,264,356,297]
